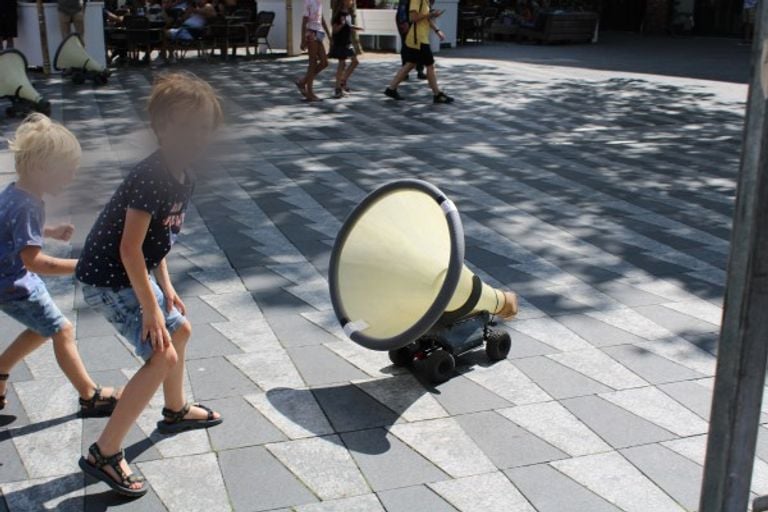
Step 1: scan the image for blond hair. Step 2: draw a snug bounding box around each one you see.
[147,72,223,130]
[8,113,81,175]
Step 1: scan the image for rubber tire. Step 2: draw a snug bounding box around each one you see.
[423,350,455,384]
[94,73,109,86]
[389,346,413,367]
[72,72,86,85]
[485,330,511,361]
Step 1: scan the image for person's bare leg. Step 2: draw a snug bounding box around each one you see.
[335,59,345,89]
[90,344,178,490]
[161,321,221,420]
[388,62,415,90]
[305,41,321,100]
[343,55,358,83]
[73,13,85,41]
[0,329,47,404]
[51,322,108,399]
[426,64,440,95]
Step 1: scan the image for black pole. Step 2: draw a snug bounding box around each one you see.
[699,2,768,511]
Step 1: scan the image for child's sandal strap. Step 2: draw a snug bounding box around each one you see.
[161,402,192,424]
[194,403,215,421]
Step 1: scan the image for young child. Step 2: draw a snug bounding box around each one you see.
[295,0,331,101]
[329,0,363,99]
[0,114,121,417]
[76,72,223,497]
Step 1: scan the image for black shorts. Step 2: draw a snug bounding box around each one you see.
[402,43,434,67]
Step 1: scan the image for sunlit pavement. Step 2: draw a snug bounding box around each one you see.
[0,36,753,511]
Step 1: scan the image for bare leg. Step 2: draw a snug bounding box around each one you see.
[90,342,179,490]
[388,62,416,90]
[161,321,221,421]
[51,322,114,399]
[335,59,345,89]
[0,329,48,403]
[426,64,440,95]
[343,55,358,83]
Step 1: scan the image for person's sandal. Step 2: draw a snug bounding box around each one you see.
[333,87,344,99]
[385,88,404,101]
[433,91,454,104]
[0,373,8,410]
[79,385,120,418]
[156,402,222,434]
[79,443,147,497]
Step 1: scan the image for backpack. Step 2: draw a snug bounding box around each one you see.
[395,0,410,36]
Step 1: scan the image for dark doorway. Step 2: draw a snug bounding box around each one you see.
[694,0,743,36]
[600,0,647,31]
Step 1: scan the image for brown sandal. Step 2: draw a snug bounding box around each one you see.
[157,402,222,434]
[79,385,120,417]
[79,443,147,497]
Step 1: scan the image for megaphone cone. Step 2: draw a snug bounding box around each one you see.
[0,49,51,117]
[54,34,109,84]
[329,179,518,352]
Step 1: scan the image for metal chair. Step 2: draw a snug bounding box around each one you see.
[252,11,274,54]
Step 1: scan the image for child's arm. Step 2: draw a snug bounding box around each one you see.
[120,208,171,351]
[43,223,75,241]
[322,16,332,38]
[154,259,187,315]
[19,247,77,275]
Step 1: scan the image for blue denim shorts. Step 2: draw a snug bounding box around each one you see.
[82,279,186,361]
[0,283,68,338]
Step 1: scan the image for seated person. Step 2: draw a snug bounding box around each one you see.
[166,1,215,41]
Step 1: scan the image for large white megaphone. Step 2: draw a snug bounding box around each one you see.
[0,50,51,118]
[329,179,518,383]
[54,34,110,85]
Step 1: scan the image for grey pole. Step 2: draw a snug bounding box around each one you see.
[699,2,768,511]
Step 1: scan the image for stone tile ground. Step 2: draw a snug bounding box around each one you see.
[0,36,753,511]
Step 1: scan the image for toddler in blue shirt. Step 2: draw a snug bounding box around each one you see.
[0,114,122,417]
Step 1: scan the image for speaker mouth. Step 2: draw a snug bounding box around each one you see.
[53,33,86,72]
[329,179,465,351]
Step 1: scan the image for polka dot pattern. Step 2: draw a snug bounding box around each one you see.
[76,152,194,288]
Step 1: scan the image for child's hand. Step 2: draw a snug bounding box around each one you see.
[47,223,75,241]
[143,306,171,352]
[162,286,186,315]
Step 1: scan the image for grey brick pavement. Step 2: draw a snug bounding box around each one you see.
[0,40,753,511]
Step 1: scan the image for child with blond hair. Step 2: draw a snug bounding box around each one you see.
[0,114,122,417]
[77,72,223,497]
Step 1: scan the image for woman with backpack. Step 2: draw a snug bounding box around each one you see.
[384,0,453,103]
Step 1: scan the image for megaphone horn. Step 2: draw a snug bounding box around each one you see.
[329,179,518,353]
[0,49,51,117]
[54,34,109,85]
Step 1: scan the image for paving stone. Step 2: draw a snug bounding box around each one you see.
[635,304,720,338]
[185,323,242,360]
[12,417,80,478]
[547,348,648,390]
[77,335,139,372]
[0,473,85,512]
[562,395,677,449]
[456,411,567,468]
[205,396,285,451]
[511,318,593,352]
[354,375,448,422]
[656,380,714,420]
[187,356,260,400]
[586,308,673,340]
[429,472,535,512]
[504,329,560,358]
[620,443,703,511]
[429,375,512,415]
[218,445,317,511]
[268,313,343,348]
[342,429,447,490]
[602,344,704,384]
[268,435,370,500]
[287,345,369,386]
[313,384,399,432]
[461,360,552,405]
[633,337,717,375]
[76,308,118,338]
[245,388,334,439]
[323,341,401,379]
[552,452,686,512]
[137,453,229,512]
[0,434,27,484]
[554,314,648,348]
[505,464,621,512]
[84,481,167,511]
[600,387,708,436]
[294,494,385,512]
[513,357,612,399]
[376,485,458,512]
[182,296,228,324]
[389,418,496,478]
[498,401,611,457]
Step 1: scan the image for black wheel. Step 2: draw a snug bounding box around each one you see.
[94,73,109,86]
[485,330,511,361]
[72,72,85,85]
[5,106,17,118]
[423,350,455,384]
[389,346,414,367]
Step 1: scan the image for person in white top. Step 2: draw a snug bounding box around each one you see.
[295,0,331,101]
